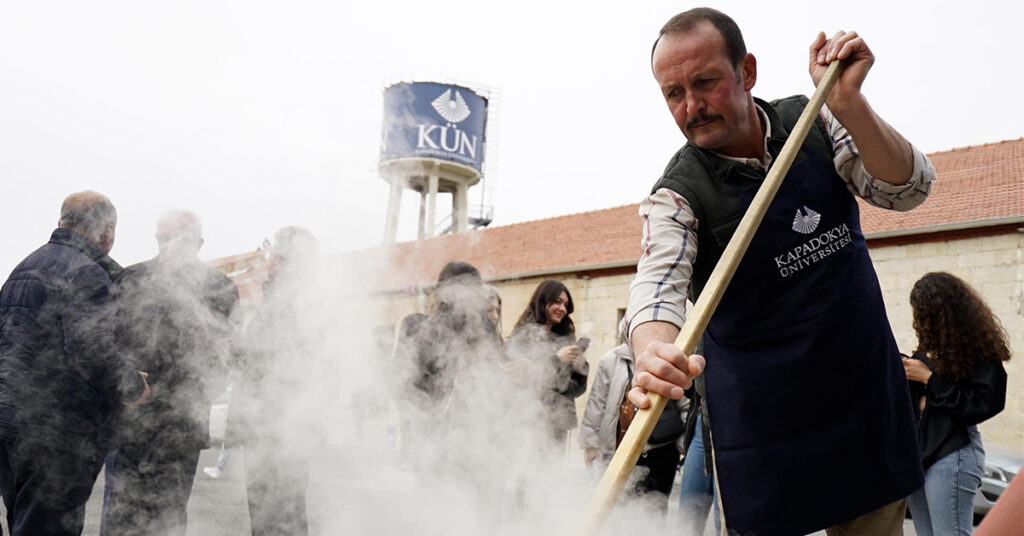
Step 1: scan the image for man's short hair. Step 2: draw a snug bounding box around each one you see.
[653,7,747,69]
[58,191,117,236]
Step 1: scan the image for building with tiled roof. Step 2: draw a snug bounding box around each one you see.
[215,139,1024,293]
[211,138,1024,446]
[353,138,1024,291]
[860,138,1024,237]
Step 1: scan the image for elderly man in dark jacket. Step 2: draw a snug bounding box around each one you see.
[100,210,238,536]
[0,190,150,536]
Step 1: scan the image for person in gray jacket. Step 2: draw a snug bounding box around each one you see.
[579,331,687,508]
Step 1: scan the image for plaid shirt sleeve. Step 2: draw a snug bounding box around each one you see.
[624,188,698,340]
[823,106,936,211]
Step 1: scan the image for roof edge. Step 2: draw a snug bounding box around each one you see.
[374,259,640,294]
[207,249,263,267]
[487,259,639,283]
[865,216,1024,240]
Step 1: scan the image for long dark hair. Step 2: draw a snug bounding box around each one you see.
[515,280,575,337]
[910,272,1011,381]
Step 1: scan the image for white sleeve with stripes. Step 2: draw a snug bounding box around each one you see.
[822,106,935,211]
[625,188,698,341]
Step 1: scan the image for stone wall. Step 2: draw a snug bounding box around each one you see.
[372,270,636,447]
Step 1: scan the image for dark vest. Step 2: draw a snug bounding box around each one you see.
[652,96,832,300]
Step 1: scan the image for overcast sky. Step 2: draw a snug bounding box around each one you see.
[1,1,1021,278]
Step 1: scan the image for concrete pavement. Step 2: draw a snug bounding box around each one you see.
[0,444,919,535]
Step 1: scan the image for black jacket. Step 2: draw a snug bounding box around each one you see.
[405,281,503,404]
[229,272,327,448]
[0,229,145,452]
[907,352,1007,468]
[114,257,238,450]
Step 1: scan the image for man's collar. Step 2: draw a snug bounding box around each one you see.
[50,228,106,260]
[709,97,786,170]
[49,228,124,278]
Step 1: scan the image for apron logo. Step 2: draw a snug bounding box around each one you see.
[774,223,853,278]
[431,89,472,123]
[792,206,821,234]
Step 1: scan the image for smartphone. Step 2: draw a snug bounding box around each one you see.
[575,337,591,352]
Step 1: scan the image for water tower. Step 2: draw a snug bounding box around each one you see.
[379,81,492,243]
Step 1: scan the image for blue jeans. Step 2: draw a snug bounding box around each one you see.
[678,418,718,534]
[908,426,985,536]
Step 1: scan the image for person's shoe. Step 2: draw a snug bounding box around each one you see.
[203,466,222,479]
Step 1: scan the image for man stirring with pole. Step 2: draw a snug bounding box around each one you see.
[624,8,935,535]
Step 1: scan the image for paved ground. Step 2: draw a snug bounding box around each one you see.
[0,443,919,535]
[85,448,252,536]
[0,400,926,536]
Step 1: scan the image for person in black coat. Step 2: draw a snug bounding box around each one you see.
[398,262,501,473]
[100,210,239,536]
[233,226,321,536]
[409,262,495,404]
[902,272,1011,536]
[0,191,150,536]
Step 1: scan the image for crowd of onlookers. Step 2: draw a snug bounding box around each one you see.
[391,256,1017,534]
[0,191,322,535]
[0,189,694,536]
[391,259,696,511]
[0,189,1017,536]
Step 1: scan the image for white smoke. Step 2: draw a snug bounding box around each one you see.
[227,254,703,536]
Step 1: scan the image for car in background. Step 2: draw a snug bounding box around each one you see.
[975,443,1023,518]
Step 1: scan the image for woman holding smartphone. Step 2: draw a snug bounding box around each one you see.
[508,280,589,448]
[903,272,1011,536]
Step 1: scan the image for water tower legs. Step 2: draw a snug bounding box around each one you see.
[417,190,427,239]
[453,182,469,233]
[425,174,439,238]
[383,176,403,244]
[380,158,483,242]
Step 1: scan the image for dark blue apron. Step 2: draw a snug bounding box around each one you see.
[703,149,923,536]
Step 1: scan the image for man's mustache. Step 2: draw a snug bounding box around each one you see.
[686,112,722,130]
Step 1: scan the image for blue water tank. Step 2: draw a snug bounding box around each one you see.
[380,82,488,173]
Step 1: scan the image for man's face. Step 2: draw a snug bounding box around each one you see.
[98,220,116,255]
[652,21,758,157]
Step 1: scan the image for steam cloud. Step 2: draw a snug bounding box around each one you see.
[0,247,703,534]
[229,256,701,535]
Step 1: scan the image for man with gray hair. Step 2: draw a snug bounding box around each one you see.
[101,210,239,536]
[0,191,150,536]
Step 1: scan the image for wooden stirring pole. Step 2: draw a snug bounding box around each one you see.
[576,59,845,536]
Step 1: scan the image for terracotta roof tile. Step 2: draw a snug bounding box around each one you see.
[356,204,644,288]
[859,138,1024,233]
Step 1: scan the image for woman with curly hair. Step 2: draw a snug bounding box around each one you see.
[902,272,1011,536]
